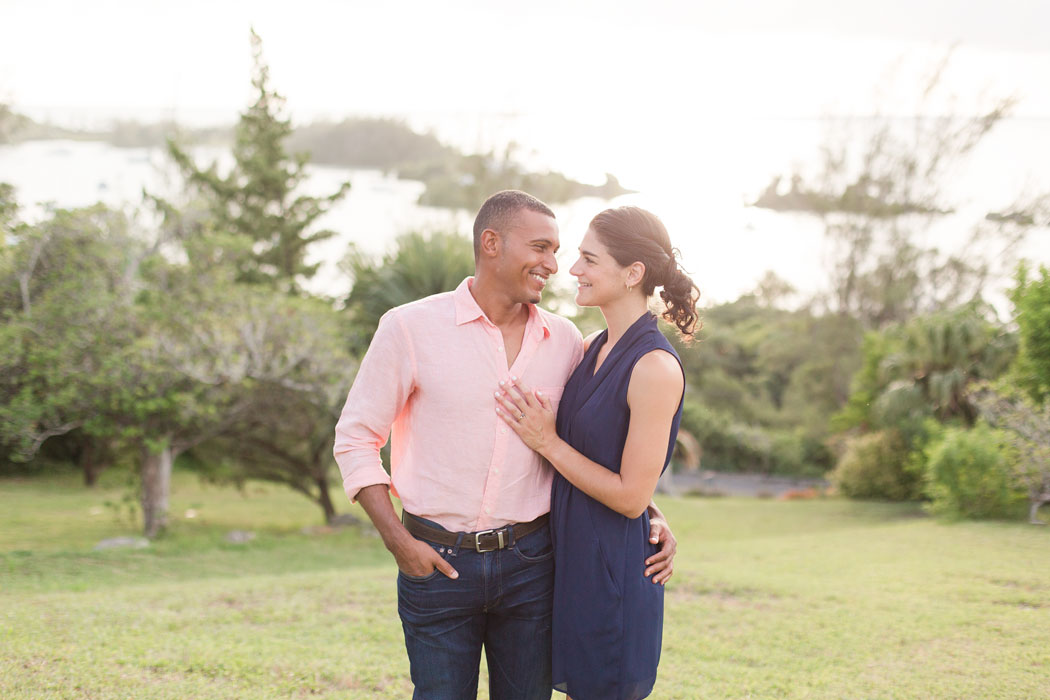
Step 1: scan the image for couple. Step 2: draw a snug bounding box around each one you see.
[334,190,699,700]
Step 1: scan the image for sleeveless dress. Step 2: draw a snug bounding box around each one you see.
[550,312,684,700]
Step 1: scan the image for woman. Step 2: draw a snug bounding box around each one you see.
[495,206,699,700]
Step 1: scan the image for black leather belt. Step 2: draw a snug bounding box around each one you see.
[402,511,549,553]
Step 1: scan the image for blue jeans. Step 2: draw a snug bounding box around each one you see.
[397,517,554,700]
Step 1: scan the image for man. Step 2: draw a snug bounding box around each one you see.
[334,190,676,700]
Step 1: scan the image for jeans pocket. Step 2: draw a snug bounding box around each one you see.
[399,568,441,582]
[398,539,447,581]
[512,526,554,564]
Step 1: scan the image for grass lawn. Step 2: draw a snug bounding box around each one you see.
[2,471,1049,699]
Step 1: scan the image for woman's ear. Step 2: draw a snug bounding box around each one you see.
[626,262,646,289]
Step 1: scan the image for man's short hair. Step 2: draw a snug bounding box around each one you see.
[472,190,556,259]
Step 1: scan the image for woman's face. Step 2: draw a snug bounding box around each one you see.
[568,228,630,307]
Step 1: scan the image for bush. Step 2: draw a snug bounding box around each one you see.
[680,401,830,476]
[923,423,1024,520]
[830,429,921,501]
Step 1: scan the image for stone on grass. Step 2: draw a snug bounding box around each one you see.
[301,513,366,535]
[94,536,150,551]
[329,513,362,527]
[225,530,256,544]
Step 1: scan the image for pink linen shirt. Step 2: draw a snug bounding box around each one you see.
[334,277,584,533]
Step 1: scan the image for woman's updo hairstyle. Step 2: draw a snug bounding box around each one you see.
[589,206,701,340]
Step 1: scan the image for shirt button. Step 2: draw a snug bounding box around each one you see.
[485,507,492,514]
[494,468,500,474]
[497,346,504,352]
[500,428,507,434]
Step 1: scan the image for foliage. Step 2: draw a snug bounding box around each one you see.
[1009,262,1050,404]
[673,290,861,475]
[342,231,475,350]
[830,330,898,433]
[182,294,355,524]
[162,29,350,292]
[0,204,142,464]
[830,429,921,501]
[878,305,1015,425]
[0,32,362,534]
[972,383,1050,523]
[833,305,1014,440]
[0,189,360,532]
[923,422,1023,520]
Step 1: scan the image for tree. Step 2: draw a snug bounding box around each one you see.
[108,268,354,536]
[754,54,1030,328]
[0,204,142,486]
[0,197,355,534]
[2,35,363,534]
[185,295,354,525]
[876,305,1015,426]
[669,291,861,475]
[832,304,1014,444]
[973,384,1050,523]
[165,29,349,292]
[1010,262,1050,404]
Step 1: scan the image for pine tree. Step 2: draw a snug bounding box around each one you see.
[167,29,350,292]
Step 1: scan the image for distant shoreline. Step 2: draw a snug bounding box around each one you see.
[0,108,631,211]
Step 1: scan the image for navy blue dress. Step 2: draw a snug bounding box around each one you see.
[550,312,684,700]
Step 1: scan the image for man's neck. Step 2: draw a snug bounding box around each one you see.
[470,274,530,329]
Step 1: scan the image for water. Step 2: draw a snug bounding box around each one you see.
[2,115,1048,307]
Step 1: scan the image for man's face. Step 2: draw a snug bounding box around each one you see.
[494,209,560,305]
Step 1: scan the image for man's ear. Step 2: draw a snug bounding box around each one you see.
[478,228,502,259]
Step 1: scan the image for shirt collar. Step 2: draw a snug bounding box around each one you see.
[453,277,552,339]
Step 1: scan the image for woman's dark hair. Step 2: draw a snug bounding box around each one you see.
[589,206,701,340]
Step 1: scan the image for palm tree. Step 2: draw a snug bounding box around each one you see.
[343,231,476,352]
[877,305,1015,425]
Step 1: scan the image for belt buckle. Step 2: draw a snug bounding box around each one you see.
[474,528,504,552]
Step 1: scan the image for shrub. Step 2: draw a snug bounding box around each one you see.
[830,429,921,501]
[681,401,829,477]
[923,423,1024,520]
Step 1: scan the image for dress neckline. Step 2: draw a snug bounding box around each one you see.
[588,311,657,380]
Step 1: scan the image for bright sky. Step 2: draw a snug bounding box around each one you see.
[3,0,1048,305]
[2,0,1049,129]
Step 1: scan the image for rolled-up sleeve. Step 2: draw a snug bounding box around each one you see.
[333,309,416,502]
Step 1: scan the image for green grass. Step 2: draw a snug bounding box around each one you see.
[2,472,1049,699]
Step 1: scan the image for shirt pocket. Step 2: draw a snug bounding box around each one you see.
[537,386,564,410]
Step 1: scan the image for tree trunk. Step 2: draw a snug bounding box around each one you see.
[314,472,337,525]
[141,444,174,538]
[79,439,103,488]
[1030,497,1049,526]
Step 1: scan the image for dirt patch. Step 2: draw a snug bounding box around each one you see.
[669,577,781,609]
[667,471,829,498]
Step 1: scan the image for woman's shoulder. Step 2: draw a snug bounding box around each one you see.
[626,349,685,407]
[632,348,682,383]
